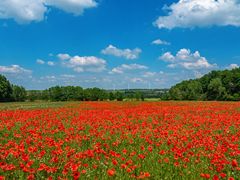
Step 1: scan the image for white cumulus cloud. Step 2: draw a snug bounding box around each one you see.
[0,0,97,24]
[152,39,170,45]
[228,63,239,69]
[101,45,142,60]
[130,78,145,83]
[37,59,55,66]
[45,0,97,16]
[0,0,46,23]
[47,61,55,66]
[60,54,107,73]
[57,53,71,60]
[0,65,32,74]
[36,59,45,64]
[154,0,240,29]
[160,52,175,63]
[110,64,148,74]
[160,48,217,70]
[142,72,158,78]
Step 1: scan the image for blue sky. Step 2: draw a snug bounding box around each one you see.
[0,0,240,90]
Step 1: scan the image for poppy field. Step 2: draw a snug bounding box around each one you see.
[0,101,239,179]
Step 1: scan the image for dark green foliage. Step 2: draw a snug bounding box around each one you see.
[134,91,141,101]
[0,74,154,102]
[27,90,42,102]
[41,89,50,101]
[2,67,240,102]
[168,68,240,101]
[134,91,145,101]
[168,80,203,100]
[12,85,27,102]
[48,86,64,101]
[140,93,145,101]
[109,92,115,101]
[207,78,227,100]
[83,88,108,101]
[32,86,108,102]
[115,91,124,101]
[0,75,13,102]
[122,89,167,99]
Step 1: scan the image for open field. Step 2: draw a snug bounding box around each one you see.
[0,101,239,179]
[0,102,79,110]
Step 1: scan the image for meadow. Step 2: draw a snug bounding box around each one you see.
[0,101,239,179]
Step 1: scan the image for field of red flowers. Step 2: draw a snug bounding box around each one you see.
[0,102,239,179]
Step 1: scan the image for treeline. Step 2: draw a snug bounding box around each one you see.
[0,74,145,102]
[27,88,174,102]
[115,89,168,99]
[0,75,27,102]
[166,68,240,101]
[2,67,240,102]
[27,87,127,102]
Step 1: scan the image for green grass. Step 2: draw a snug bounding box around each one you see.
[144,98,160,101]
[0,101,78,110]
[123,98,160,102]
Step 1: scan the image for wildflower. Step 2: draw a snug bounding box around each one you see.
[107,169,115,176]
[138,154,145,159]
[232,159,238,167]
[73,172,80,180]
[219,173,226,178]
[81,170,86,174]
[27,174,34,180]
[200,173,210,179]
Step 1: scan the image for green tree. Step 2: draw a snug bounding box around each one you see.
[83,88,108,101]
[75,86,84,101]
[207,78,227,100]
[27,90,42,102]
[0,75,13,102]
[169,87,183,100]
[186,80,203,100]
[41,90,50,101]
[109,92,115,101]
[134,91,144,101]
[84,88,98,101]
[167,68,240,101]
[135,92,141,101]
[140,92,145,101]
[48,86,64,101]
[115,91,124,101]
[62,86,77,101]
[12,85,27,102]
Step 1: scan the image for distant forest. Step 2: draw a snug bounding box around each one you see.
[0,67,240,102]
[0,74,166,102]
[166,68,240,101]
